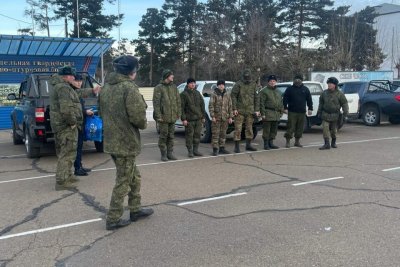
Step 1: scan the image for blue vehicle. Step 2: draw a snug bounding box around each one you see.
[7,72,102,158]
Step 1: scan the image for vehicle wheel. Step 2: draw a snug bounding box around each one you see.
[200,117,212,143]
[12,123,23,145]
[25,130,40,158]
[337,113,345,131]
[94,141,104,152]
[156,121,160,134]
[389,116,400,124]
[362,105,380,126]
[303,116,311,132]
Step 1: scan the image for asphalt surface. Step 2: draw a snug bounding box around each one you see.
[0,121,400,267]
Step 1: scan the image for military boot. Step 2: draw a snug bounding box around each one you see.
[219,147,230,154]
[294,138,303,147]
[234,141,240,153]
[130,208,154,222]
[106,219,131,231]
[263,139,270,150]
[161,150,168,162]
[193,144,203,156]
[245,139,257,151]
[212,148,218,156]
[167,150,178,160]
[188,147,194,158]
[319,138,331,150]
[331,138,337,148]
[268,139,279,149]
[285,138,291,148]
[55,182,77,191]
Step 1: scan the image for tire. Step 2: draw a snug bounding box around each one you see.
[200,117,212,143]
[12,123,23,145]
[94,141,104,152]
[389,116,400,124]
[25,130,40,158]
[362,105,380,126]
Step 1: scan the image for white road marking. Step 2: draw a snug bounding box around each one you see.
[382,167,400,172]
[0,154,26,158]
[0,174,55,184]
[0,218,102,240]
[177,192,247,206]
[292,177,344,186]
[143,143,158,146]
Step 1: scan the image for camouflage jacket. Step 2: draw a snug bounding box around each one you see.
[317,89,349,122]
[49,74,92,133]
[209,88,233,121]
[99,72,147,157]
[180,86,206,121]
[260,85,284,121]
[231,80,260,115]
[153,80,181,123]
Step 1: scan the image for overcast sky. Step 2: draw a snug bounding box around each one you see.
[1,0,400,41]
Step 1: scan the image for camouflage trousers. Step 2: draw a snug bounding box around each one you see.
[322,120,337,139]
[54,127,78,185]
[211,120,229,148]
[106,155,141,224]
[185,119,202,148]
[158,122,175,152]
[234,114,254,141]
[284,112,305,139]
[262,121,279,140]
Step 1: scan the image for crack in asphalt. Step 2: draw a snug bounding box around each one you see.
[0,192,75,237]
[31,158,53,174]
[1,233,37,266]
[76,191,107,215]
[0,168,33,174]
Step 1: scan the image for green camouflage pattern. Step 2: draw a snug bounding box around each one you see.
[284,112,306,139]
[153,81,181,123]
[231,80,260,115]
[212,120,229,148]
[260,85,283,121]
[180,87,206,121]
[158,122,175,151]
[54,127,78,184]
[234,114,254,141]
[322,120,338,139]
[99,72,147,157]
[209,88,233,121]
[262,121,279,140]
[184,119,203,148]
[317,89,349,122]
[106,155,141,223]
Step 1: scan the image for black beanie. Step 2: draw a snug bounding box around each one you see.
[294,74,303,81]
[187,77,196,84]
[268,75,277,82]
[58,66,76,76]
[162,69,173,80]
[113,55,139,75]
[217,80,225,86]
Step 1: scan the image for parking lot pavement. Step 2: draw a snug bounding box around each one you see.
[0,122,400,266]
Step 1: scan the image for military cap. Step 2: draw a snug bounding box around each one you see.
[217,80,225,86]
[58,66,76,76]
[187,77,196,84]
[294,74,303,81]
[327,77,339,85]
[268,75,277,82]
[162,69,173,80]
[113,55,139,75]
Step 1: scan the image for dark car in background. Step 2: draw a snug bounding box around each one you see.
[7,72,102,158]
[339,80,400,126]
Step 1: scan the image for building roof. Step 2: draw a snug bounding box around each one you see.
[0,35,113,57]
[374,3,400,16]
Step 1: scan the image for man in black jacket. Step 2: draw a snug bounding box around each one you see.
[283,75,313,148]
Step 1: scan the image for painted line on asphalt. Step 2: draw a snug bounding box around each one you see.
[0,174,55,184]
[0,218,102,240]
[0,154,27,158]
[382,167,400,172]
[177,192,247,206]
[292,177,344,186]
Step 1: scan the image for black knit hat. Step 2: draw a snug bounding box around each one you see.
[162,69,173,80]
[217,80,225,86]
[327,77,339,85]
[268,75,277,82]
[113,55,139,75]
[74,73,83,81]
[186,77,196,84]
[58,66,76,76]
[294,74,303,81]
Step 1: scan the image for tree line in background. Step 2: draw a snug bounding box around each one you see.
[23,0,384,86]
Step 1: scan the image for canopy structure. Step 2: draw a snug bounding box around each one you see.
[0,35,114,84]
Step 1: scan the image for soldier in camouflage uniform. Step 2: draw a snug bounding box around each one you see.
[260,75,283,150]
[231,69,260,153]
[180,78,206,157]
[50,66,97,191]
[153,69,181,161]
[209,80,233,156]
[317,77,349,150]
[99,55,153,230]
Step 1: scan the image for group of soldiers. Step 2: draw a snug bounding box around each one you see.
[49,55,348,230]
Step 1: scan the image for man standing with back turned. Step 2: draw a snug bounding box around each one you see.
[99,55,153,230]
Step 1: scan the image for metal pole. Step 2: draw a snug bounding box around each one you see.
[77,0,80,38]
[101,44,104,86]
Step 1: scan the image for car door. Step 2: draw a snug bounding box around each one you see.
[366,81,399,115]
[338,82,361,116]
[13,80,29,134]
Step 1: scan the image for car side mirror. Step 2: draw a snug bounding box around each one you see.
[7,93,17,100]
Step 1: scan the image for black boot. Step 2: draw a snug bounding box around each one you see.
[106,219,131,231]
[263,139,270,150]
[285,138,290,148]
[319,138,331,150]
[212,147,218,156]
[294,138,303,147]
[269,139,279,149]
[246,139,257,151]
[193,144,203,156]
[234,141,240,153]
[161,150,168,161]
[187,147,194,158]
[219,147,230,154]
[130,208,154,221]
[331,138,337,148]
[167,150,178,160]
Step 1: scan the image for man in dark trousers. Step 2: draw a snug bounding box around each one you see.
[283,75,313,148]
